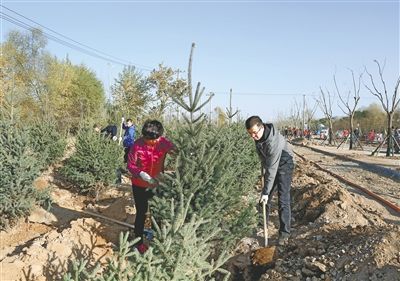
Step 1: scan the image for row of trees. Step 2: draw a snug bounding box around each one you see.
[0,28,188,130]
[318,62,399,155]
[279,63,399,156]
[1,29,104,126]
[1,34,259,278]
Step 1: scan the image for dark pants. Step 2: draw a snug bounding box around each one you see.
[267,155,294,235]
[124,147,130,163]
[132,185,153,243]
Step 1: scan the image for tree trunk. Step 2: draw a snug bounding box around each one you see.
[349,115,354,150]
[328,120,334,145]
[386,113,393,156]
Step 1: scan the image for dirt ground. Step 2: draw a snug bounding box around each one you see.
[1,143,400,281]
[228,142,400,281]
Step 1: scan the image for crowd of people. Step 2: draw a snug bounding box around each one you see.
[282,127,311,139]
[281,125,400,149]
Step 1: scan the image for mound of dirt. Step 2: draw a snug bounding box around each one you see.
[1,218,114,281]
[0,170,135,281]
[292,167,387,228]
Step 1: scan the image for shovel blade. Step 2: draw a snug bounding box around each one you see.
[251,246,276,266]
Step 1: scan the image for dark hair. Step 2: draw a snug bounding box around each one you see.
[245,116,263,129]
[142,120,164,140]
[126,118,133,123]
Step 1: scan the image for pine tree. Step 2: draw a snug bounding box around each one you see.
[151,43,259,252]
[63,195,231,281]
[0,121,51,229]
[61,125,123,198]
[28,118,67,168]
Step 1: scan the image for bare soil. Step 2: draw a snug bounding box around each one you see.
[1,143,400,281]
[228,143,400,281]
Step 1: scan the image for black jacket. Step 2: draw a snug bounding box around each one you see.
[101,125,117,139]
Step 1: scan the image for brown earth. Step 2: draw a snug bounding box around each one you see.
[1,143,400,281]
[228,143,400,281]
[0,163,135,281]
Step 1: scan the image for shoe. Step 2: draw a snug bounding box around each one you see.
[278,233,290,246]
[143,229,154,241]
[136,243,149,254]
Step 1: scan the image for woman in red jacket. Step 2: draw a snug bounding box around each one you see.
[127,120,175,252]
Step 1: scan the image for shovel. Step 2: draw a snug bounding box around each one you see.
[143,206,154,242]
[251,201,276,266]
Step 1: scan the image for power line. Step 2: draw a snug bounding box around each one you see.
[0,5,154,71]
[211,91,378,99]
[1,5,134,66]
[212,91,318,97]
[0,12,128,66]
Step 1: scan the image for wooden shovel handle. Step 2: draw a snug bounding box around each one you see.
[263,201,268,247]
[261,165,268,247]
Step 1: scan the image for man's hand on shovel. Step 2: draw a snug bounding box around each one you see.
[259,194,268,205]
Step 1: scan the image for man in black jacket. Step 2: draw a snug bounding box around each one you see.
[246,116,294,246]
[94,124,118,141]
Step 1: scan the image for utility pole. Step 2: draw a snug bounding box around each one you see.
[302,94,306,137]
[11,70,15,122]
[206,92,213,123]
[175,69,185,122]
[229,89,233,124]
[107,63,111,101]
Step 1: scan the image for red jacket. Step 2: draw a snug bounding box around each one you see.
[127,136,174,188]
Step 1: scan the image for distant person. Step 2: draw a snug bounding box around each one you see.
[245,116,294,246]
[283,127,289,139]
[306,129,312,140]
[122,117,135,163]
[377,132,383,143]
[127,120,175,253]
[354,125,361,141]
[367,129,376,145]
[94,124,118,141]
[94,124,120,184]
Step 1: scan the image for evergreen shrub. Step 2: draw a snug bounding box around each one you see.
[63,195,230,281]
[60,126,124,196]
[0,121,51,229]
[28,119,67,168]
[152,122,259,251]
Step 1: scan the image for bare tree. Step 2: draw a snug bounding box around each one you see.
[318,87,336,145]
[290,99,302,130]
[364,60,400,156]
[335,70,362,150]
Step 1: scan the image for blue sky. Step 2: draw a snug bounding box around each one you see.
[1,0,399,122]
